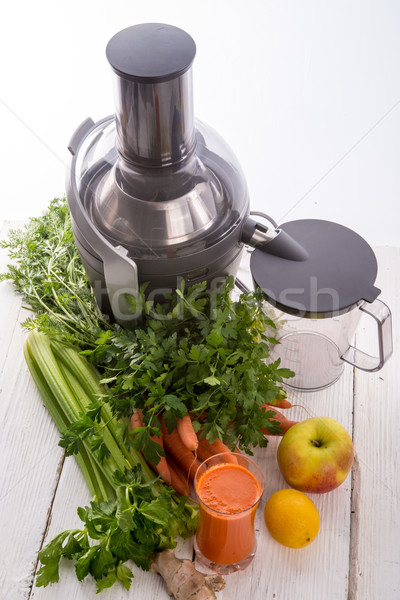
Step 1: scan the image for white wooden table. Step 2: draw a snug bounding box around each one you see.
[1,221,399,600]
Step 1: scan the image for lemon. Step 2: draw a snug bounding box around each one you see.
[264,489,320,548]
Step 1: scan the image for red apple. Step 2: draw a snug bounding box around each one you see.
[277,417,354,493]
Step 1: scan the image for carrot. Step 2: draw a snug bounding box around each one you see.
[265,397,292,409]
[130,410,172,485]
[196,432,238,464]
[261,406,298,436]
[195,437,214,463]
[130,409,144,429]
[160,418,205,482]
[149,430,172,486]
[165,454,191,496]
[176,414,198,451]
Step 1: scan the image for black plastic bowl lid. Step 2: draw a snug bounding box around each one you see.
[106,23,196,83]
[250,219,381,317]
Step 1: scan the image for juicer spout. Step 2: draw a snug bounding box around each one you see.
[241,217,309,261]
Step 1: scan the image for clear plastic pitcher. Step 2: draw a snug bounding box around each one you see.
[250,219,393,391]
[267,298,392,391]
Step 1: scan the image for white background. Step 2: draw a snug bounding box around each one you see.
[1,0,399,245]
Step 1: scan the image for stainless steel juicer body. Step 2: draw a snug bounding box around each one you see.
[66,24,251,322]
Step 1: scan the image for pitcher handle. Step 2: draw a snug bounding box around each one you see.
[341,299,393,371]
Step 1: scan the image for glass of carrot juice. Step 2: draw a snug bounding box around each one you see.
[194,452,264,574]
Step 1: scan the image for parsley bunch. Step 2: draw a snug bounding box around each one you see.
[36,466,196,592]
[89,278,294,456]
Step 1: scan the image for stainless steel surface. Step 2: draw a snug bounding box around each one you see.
[74,115,249,262]
[89,150,227,253]
[111,69,196,167]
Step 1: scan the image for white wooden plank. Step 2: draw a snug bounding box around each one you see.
[0,311,65,599]
[0,221,66,600]
[350,246,400,599]
[212,364,354,600]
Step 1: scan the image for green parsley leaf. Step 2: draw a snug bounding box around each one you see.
[96,569,118,592]
[36,531,70,587]
[203,375,220,386]
[116,564,134,590]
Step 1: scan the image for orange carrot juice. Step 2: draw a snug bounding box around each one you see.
[195,458,264,567]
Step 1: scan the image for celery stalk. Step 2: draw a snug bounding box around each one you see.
[25,331,123,486]
[24,329,158,500]
[23,337,110,501]
[50,339,155,483]
[25,331,82,424]
[55,360,129,474]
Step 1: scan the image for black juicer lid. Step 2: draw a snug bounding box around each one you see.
[106,23,196,83]
[250,219,381,317]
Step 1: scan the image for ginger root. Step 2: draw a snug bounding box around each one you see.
[150,549,225,600]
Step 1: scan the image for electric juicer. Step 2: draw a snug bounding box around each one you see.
[66,23,277,321]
